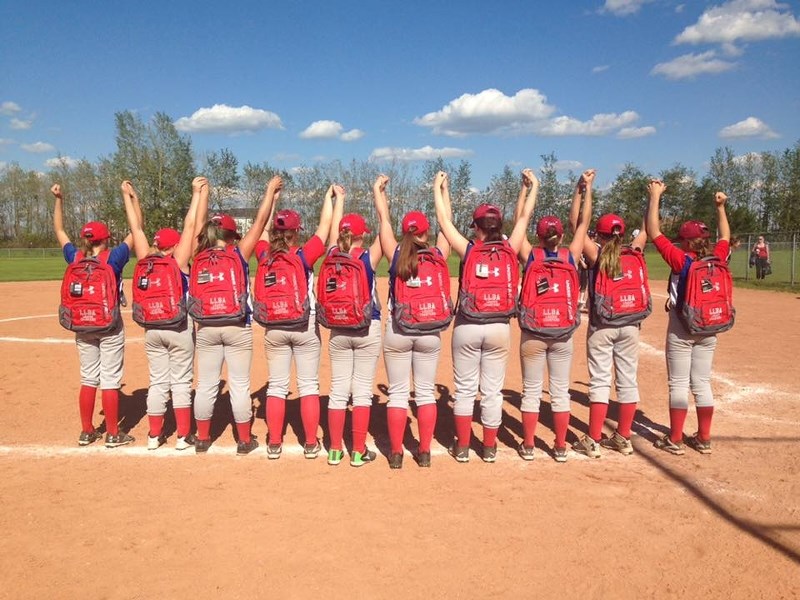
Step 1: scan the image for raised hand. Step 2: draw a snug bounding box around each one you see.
[192,176,208,192]
[434,170,447,190]
[581,169,596,187]
[50,183,63,199]
[521,168,537,189]
[648,178,667,197]
[333,184,346,200]
[715,191,728,206]
[374,174,389,193]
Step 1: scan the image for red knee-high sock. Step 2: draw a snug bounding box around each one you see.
[196,419,211,441]
[101,389,119,435]
[386,407,407,454]
[148,414,165,437]
[174,407,191,438]
[416,404,437,453]
[588,402,608,441]
[266,396,285,445]
[79,385,97,433]
[482,426,498,448]
[552,411,570,449]
[300,395,320,445]
[351,406,371,454]
[235,421,251,444]
[669,408,688,443]
[454,415,472,448]
[521,411,539,447]
[328,408,346,451]
[617,403,637,438]
[696,406,714,441]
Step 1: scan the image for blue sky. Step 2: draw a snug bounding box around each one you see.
[1,0,798,188]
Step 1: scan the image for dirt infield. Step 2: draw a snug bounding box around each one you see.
[1,279,798,600]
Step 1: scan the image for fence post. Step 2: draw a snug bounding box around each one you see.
[792,232,797,287]
[745,234,751,281]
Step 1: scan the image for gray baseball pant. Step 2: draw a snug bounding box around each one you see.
[383,317,441,409]
[264,315,321,398]
[665,310,718,409]
[194,324,253,423]
[520,331,573,413]
[76,321,125,389]
[586,324,640,404]
[328,320,382,409]
[144,318,195,415]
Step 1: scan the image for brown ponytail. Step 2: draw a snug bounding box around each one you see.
[270,228,290,253]
[195,221,237,255]
[598,233,623,279]
[337,229,353,253]
[474,215,503,242]
[396,229,427,281]
[688,238,711,259]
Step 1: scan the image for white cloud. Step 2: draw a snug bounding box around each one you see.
[340,129,364,142]
[675,0,800,45]
[553,160,583,172]
[414,88,643,138]
[535,111,641,136]
[174,104,283,134]
[414,88,556,137]
[0,101,21,116]
[602,0,653,16]
[651,50,736,79]
[10,117,33,130]
[0,161,7,170]
[21,141,55,153]
[617,126,657,139]
[45,156,79,168]
[369,145,473,162]
[719,116,779,139]
[675,4,686,13]
[300,120,343,139]
[592,65,610,74]
[0,138,14,147]
[299,120,364,142]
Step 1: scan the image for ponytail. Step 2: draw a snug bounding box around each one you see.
[195,221,237,255]
[79,238,105,257]
[598,234,623,279]
[270,228,290,253]
[396,229,427,281]
[688,238,711,259]
[474,215,503,243]
[337,229,353,253]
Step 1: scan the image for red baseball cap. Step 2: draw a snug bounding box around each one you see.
[80,221,110,241]
[678,220,711,240]
[153,228,181,250]
[536,216,564,239]
[211,214,241,239]
[596,213,625,236]
[471,203,502,226]
[402,211,430,235]
[339,213,371,236]
[273,209,303,231]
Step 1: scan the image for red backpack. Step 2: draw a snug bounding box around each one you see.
[518,247,580,338]
[59,250,121,333]
[592,246,652,327]
[679,255,735,335]
[316,248,373,330]
[131,254,187,329]
[188,246,248,325]
[252,249,310,328]
[457,240,519,323]
[392,248,454,334]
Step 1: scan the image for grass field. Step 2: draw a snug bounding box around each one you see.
[0,247,796,290]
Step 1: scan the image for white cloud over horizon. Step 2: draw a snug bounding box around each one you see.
[651,50,737,79]
[0,101,22,116]
[10,118,33,130]
[602,0,653,16]
[21,141,55,153]
[553,160,583,172]
[617,126,657,139]
[675,0,800,45]
[592,65,610,74]
[719,116,779,139]
[299,120,364,141]
[45,156,79,168]
[414,88,650,138]
[369,145,473,162]
[174,104,283,134]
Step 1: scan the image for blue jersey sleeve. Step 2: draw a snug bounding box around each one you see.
[107,244,131,276]
[63,243,77,264]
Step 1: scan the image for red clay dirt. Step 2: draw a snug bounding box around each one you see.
[0,279,798,599]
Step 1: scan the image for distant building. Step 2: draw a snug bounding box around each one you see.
[226,207,256,235]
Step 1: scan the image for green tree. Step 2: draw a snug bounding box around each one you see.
[202,148,240,212]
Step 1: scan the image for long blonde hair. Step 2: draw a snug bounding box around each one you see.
[396,229,428,281]
[195,221,237,254]
[597,233,623,279]
[337,229,353,253]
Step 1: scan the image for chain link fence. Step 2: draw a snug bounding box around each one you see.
[728,231,798,285]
